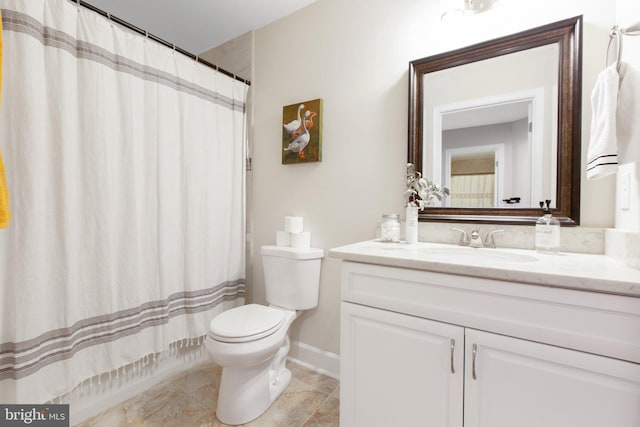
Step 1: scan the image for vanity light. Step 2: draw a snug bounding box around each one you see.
[441,0,499,20]
[464,0,499,13]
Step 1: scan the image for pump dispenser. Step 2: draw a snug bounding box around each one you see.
[535,199,560,253]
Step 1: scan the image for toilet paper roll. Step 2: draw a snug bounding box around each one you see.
[291,231,311,249]
[276,231,291,247]
[284,216,304,233]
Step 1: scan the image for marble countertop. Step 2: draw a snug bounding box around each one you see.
[329,240,640,297]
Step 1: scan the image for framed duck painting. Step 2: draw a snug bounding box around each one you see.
[282,98,323,164]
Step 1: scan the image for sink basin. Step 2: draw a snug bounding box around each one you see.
[420,246,538,263]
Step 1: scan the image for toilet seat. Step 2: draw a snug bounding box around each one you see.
[208,304,285,343]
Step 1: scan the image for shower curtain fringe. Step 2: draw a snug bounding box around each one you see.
[46,336,209,405]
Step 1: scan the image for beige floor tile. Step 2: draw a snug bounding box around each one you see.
[174,362,223,411]
[73,360,339,427]
[287,362,339,395]
[123,381,210,426]
[243,378,330,427]
[75,404,132,427]
[330,386,340,399]
[303,396,339,427]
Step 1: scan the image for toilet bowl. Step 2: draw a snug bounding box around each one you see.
[205,304,298,425]
[206,245,323,425]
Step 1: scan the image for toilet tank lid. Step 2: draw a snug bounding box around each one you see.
[261,245,324,259]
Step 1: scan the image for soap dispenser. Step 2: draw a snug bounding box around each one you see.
[535,200,560,253]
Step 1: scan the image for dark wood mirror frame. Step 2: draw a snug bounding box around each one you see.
[408,15,582,225]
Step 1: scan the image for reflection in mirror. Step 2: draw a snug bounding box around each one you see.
[446,144,499,208]
[409,16,582,225]
[426,44,558,209]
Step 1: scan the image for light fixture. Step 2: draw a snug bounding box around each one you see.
[463,0,499,14]
[441,0,499,20]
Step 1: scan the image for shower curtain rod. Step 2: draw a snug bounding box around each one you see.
[73,0,251,86]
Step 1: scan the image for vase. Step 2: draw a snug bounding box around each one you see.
[405,206,419,244]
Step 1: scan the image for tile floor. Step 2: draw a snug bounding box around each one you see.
[75,361,340,427]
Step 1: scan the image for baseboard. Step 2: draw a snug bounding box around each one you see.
[287,340,340,380]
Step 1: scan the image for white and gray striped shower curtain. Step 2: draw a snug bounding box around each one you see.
[0,0,247,403]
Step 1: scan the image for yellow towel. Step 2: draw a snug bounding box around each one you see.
[0,11,11,228]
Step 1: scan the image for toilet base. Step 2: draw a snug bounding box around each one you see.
[215,336,292,425]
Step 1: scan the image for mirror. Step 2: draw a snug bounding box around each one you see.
[409,16,582,225]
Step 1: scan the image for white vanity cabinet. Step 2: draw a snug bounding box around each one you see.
[341,302,464,426]
[338,260,640,427]
[464,329,640,427]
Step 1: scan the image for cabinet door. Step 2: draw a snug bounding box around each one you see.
[341,302,464,427]
[464,329,640,427]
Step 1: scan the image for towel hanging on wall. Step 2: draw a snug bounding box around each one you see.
[587,64,619,180]
[616,63,640,166]
[0,11,11,228]
[588,22,640,180]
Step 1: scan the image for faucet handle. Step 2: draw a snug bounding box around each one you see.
[484,229,504,248]
[451,228,469,246]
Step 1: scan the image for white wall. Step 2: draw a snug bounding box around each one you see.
[615,0,640,231]
[200,31,253,82]
[252,0,620,357]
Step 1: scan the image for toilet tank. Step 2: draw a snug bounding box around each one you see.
[261,245,324,310]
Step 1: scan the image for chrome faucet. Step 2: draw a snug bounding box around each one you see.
[451,228,504,248]
[469,230,483,248]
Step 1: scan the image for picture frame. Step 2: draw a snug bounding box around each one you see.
[282,98,323,164]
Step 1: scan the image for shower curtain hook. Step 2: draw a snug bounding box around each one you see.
[106,12,114,28]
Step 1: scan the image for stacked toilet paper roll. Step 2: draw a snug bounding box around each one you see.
[284,216,303,233]
[291,231,311,248]
[276,216,311,249]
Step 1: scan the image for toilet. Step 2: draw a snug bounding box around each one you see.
[205,245,324,425]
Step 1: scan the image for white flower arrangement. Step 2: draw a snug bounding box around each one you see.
[404,163,449,209]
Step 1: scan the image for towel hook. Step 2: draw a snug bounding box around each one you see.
[605,25,623,72]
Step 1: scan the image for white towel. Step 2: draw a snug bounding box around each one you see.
[616,63,640,165]
[587,64,619,180]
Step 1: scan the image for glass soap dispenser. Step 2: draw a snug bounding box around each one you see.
[535,199,560,253]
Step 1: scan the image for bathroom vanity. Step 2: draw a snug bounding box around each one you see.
[329,241,640,427]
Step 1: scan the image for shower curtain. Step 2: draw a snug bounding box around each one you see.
[0,0,247,403]
[449,174,495,208]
